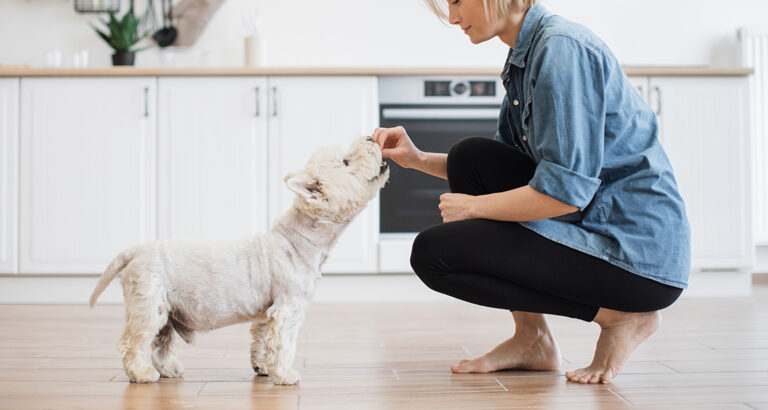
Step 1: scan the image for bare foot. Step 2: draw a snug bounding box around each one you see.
[451,330,561,373]
[566,310,661,384]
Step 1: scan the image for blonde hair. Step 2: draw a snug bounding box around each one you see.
[423,0,537,23]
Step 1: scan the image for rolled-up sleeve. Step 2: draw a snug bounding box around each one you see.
[527,35,607,211]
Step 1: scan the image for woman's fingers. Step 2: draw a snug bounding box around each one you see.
[381,145,402,160]
[372,127,390,150]
[371,127,381,143]
[372,126,412,163]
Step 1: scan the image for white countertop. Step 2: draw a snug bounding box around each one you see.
[0,66,754,77]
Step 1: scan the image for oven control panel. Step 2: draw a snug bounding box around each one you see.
[424,80,496,97]
[379,76,504,105]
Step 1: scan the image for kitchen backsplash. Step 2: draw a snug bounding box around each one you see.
[0,0,765,68]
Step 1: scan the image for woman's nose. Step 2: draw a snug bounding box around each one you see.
[448,6,460,25]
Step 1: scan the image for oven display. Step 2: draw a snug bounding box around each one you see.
[470,81,496,96]
[424,81,451,96]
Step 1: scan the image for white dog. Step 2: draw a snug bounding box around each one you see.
[89,137,389,385]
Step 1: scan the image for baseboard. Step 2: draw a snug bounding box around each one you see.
[0,270,753,304]
[683,270,752,297]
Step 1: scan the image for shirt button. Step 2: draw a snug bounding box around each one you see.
[513,99,520,106]
[522,135,528,141]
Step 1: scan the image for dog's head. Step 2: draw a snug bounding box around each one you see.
[284,137,390,221]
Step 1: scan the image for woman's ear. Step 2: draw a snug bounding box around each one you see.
[284,172,323,201]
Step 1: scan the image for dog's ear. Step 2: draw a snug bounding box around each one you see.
[285,172,323,201]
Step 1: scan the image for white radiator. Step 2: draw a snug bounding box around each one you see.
[740,27,768,245]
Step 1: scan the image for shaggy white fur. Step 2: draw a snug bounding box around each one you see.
[90,137,389,384]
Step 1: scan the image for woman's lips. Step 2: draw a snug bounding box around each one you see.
[463,26,471,34]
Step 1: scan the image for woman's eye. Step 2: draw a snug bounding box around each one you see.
[343,159,349,166]
[451,0,459,5]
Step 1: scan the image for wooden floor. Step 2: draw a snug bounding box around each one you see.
[1,286,768,410]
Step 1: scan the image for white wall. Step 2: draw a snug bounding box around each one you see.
[1,0,766,69]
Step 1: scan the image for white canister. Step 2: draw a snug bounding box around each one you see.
[244,35,264,67]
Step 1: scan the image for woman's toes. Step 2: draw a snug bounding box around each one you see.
[450,361,465,373]
[565,367,615,384]
[451,357,493,373]
[565,367,595,384]
[451,359,474,373]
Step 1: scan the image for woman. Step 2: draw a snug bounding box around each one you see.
[371,0,690,384]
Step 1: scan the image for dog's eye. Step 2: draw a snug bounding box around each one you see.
[343,159,349,166]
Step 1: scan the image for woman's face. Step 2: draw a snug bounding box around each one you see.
[447,0,502,44]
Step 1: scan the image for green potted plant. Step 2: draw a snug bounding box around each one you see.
[90,10,152,66]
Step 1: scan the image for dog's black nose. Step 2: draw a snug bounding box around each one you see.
[365,136,374,142]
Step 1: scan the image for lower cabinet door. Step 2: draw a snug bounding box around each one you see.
[651,76,752,270]
[267,76,379,273]
[0,78,19,274]
[157,77,268,241]
[19,78,157,274]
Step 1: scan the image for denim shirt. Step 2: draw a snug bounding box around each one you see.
[495,4,691,288]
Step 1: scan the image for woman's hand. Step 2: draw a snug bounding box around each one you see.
[439,193,479,223]
[371,126,423,169]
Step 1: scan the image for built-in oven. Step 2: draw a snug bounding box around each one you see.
[377,76,504,272]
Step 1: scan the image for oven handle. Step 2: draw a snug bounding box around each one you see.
[381,108,500,120]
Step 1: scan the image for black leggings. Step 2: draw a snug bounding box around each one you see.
[409,137,683,322]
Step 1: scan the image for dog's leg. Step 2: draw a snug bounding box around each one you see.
[250,315,269,376]
[152,323,185,378]
[118,278,166,383]
[262,301,305,385]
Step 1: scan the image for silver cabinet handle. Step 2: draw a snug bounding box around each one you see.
[254,87,260,117]
[271,87,278,117]
[143,86,149,117]
[654,86,662,116]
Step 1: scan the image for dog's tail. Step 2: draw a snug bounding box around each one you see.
[89,246,137,308]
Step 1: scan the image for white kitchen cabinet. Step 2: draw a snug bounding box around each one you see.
[157,77,268,240]
[0,79,19,274]
[267,76,379,273]
[649,76,752,271]
[19,78,157,274]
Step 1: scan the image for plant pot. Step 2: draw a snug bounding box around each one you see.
[112,52,135,66]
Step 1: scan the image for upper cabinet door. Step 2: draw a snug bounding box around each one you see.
[19,78,157,274]
[650,76,752,270]
[157,77,268,240]
[267,76,379,273]
[0,78,19,274]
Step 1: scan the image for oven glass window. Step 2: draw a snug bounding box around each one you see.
[379,107,499,233]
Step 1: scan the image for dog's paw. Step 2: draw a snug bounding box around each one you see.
[157,360,185,378]
[127,365,160,383]
[271,368,300,385]
[250,353,267,376]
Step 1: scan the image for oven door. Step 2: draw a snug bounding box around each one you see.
[379,105,500,233]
